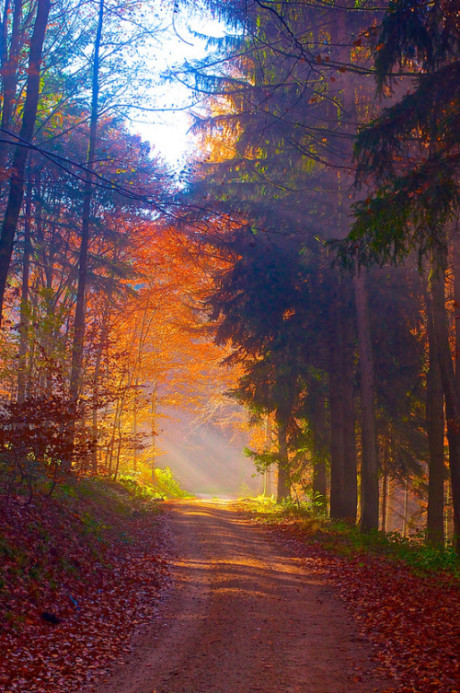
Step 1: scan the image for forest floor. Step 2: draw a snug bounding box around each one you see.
[0,479,169,692]
[1,495,459,692]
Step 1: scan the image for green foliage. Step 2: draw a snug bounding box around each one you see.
[243,498,459,579]
[338,0,460,269]
[329,524,459,578]
[236,496,327,530]
[119,467,191,499]
[152,467,192,499]
[244,446,279,472]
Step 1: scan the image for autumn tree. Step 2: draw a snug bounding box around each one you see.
[0,0,51,324]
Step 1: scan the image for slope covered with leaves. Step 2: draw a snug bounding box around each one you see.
[0,479,170,692]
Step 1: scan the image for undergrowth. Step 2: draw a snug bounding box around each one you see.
[0,475,172,692]
[236,496,459,580]
[119,466,192,500]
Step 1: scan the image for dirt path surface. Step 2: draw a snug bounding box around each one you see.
[88,500,391,693]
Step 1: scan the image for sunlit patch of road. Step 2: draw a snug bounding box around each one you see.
[89,501,391,693]
[191,494,238,503]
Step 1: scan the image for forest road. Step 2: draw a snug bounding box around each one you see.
[87,500,391,693]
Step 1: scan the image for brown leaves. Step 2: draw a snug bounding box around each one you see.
[0,486,169,692]
[264,521,459,692]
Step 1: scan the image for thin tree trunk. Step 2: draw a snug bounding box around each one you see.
[91,342,103,474]
[354,270,379,531]
[341,296,358,522]
[17,171,32,404]
[133,377,138,473]
[151,384,157,476]
[66,0,104,469]
[91,281,114,475]
[69,0,103,401]
[263,414,272,496]
[114,419,122,481]
[328,293,345,518]
[106,397,121,477]
[402,477,409,537]
[276,418,290,500]
[310,391,327,509]
[0,0,23,176]
[425,288,445,545]
[381,456,388,533]
[0,0,51,324]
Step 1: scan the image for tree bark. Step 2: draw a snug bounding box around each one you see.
[0,0,23,175]
[68,0,104,405]
[328,347,345,517]
[425,288,445,545]
[17,170,32,404]
[381,453,388,533]
[354,270,379,531]
[0,0,51,324]
[64,0,104,471]
[431,272,460,549]
[310,390,328,509]
[328,290,345,519]
[276,418,290,500]
[328,285,357,522]
[341,296,358,522]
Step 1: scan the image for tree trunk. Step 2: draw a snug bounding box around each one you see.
[354,270,379,531]
[133,377,138,473]
[151,384,157,475]
[328,292,345,519]
[17,171,32,404]
[68,0,103,404]
[276,418,290,500]
[381,457,388,533]
[65,0,104,470]
[0,0,23,177]
[310,391,327,509]
[328,285,357,522]
[341,296,358,522]
[0,0,51,324]
[425,288,445,545]
[431,272,460,549]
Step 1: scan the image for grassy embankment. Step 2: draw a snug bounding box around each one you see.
[237,496,459,578]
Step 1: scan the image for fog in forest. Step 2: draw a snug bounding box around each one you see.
[157,413,262,497]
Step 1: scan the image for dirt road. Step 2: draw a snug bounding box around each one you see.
[89,500,391,693]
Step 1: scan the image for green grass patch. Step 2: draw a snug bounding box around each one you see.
[237,497,459,580]
[119,466,192,500]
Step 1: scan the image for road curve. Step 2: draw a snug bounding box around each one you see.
[88,500,390,693]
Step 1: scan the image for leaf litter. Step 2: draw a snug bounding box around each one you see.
[261,518,459,693]
[0,482,170,692]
